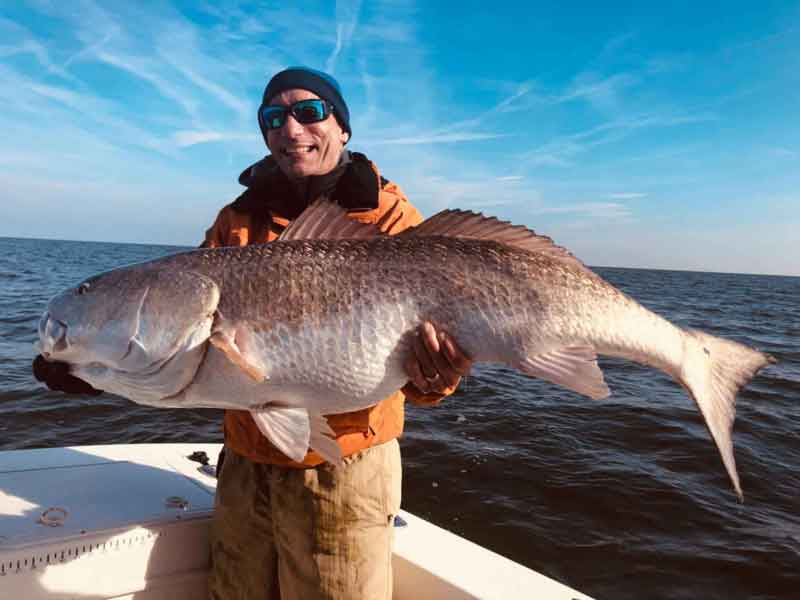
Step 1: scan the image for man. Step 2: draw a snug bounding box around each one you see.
[36,67,471,600]
[205,66,472,600]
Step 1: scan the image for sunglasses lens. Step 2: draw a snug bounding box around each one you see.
[260,100,329,130]
[293,100,327,124]
[261,106,286,129]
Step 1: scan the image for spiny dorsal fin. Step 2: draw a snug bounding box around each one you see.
[403,209,590,271]
[277,198,386,241]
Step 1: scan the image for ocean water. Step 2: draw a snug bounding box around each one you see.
[0,235,798,599]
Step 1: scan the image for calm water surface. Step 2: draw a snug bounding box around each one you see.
[0,236,798,599]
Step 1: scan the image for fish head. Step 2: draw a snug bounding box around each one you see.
[38,263,220,402]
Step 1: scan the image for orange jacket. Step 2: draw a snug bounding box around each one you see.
[203,153,456,467]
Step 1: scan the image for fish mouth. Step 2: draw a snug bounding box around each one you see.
[38,312,69,357]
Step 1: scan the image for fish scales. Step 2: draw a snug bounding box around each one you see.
[197,236,550,362]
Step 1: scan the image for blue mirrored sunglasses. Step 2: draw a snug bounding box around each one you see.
[259,99,333,130]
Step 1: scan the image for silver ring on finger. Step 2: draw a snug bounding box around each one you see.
[424,372,441,385]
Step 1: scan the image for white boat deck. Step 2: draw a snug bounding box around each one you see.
[0,443,592,599]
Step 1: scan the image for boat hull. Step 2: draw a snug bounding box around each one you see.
[0,443,591,599]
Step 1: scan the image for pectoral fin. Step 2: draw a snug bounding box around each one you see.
[519,346,610,400]
[209,325,267,382]
[251,407,342,466]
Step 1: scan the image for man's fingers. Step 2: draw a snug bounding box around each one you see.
[426,332,461,389]
[417,325,461,391]
[405,352,432,393]
[407,330,451,393]
[406,322,474,396]
[419,321,440,354]
[421,323,472,376]
[441,333,472,376]
[413,326,439,380]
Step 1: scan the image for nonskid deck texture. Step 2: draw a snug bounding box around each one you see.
[0,443,592,599]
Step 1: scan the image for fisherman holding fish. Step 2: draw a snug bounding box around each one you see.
[34,67,474,600]
[33,66,776,600]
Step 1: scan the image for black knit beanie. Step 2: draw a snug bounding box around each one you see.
[261,67,351,137]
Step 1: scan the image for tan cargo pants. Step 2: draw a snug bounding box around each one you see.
[209,439,402,600]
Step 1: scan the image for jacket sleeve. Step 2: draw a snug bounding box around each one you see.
[201,206,232,248]
[372,182,461,407]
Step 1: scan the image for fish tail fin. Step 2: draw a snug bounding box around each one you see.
[679,330,776,502]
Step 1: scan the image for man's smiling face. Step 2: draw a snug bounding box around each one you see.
[266,88,349,180]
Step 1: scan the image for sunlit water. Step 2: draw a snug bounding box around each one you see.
[1,236,797,599]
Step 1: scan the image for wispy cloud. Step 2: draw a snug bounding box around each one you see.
[154,24,252,121]
[161,52,251,121]
[532,202,633,219]
[0,64,174,157]
[64,28,116,67]
[767,147,797,159]
[370,132,511,146]
[27,81,84,108]
[522,112,716,168]
[173,130,225,147]
[493,81,542,113]
[478,71,636,116]
[326,0,362,74]
[607,192,647,200]
[435,80,544,134]
[400,172,540,213]
[720,25,799,57]
[173,130,259,147]
[0,17,76,82]
[32,0,257,125]
[644,53,692,75]
[378,78,542,156]
[91,49,200,120]
[560,72,639,112]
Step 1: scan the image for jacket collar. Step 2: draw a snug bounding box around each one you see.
[232,150,380,220]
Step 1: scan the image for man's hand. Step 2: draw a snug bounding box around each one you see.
[32,355,103,396]
[404,321,472,402]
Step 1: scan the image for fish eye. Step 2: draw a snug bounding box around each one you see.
[77,283,90,296]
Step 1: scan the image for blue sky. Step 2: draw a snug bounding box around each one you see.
[1,1,798,275]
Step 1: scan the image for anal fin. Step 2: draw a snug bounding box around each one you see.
[251,407,343,466]
[519,346,610,400]
[251,406,311,463]
[309,413,344,467]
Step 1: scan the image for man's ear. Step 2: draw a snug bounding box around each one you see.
[341,130,350,145]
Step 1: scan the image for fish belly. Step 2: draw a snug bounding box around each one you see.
[173,299,422,414]
[255,298,422,413]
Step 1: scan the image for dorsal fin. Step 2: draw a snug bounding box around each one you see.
[403,209,590,270]
[277,198,386,241]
